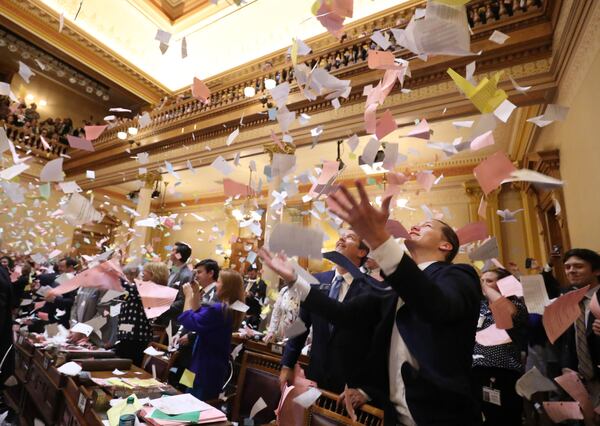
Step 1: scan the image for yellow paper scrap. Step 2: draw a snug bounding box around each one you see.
[447,68,507,113]
[107,394,142,426]
[180,368,196,388]
[107,378,134,388]
[473,260,485,270]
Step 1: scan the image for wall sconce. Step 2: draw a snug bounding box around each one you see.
[244,86,256,97]
[117,131,127,140]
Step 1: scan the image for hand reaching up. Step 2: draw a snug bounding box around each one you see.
[258,248,296,283]
[328,180,392,250]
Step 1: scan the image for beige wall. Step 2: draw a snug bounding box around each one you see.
[533,49,600,252]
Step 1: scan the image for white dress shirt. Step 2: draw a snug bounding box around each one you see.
[333,271,354,302]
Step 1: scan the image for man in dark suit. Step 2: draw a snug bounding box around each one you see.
[172,258,220,386]
[260,181,482,426]
[557,249,600,408]
[158,242,194,334]
[244,265,267,328]
[0,253,14,387]
[279,229,376,396]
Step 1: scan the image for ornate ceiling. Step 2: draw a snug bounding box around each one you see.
[34,0,406,91]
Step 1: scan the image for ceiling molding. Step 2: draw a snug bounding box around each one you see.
[0,0,169,103]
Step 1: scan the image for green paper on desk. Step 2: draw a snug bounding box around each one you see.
[149,408,201,421]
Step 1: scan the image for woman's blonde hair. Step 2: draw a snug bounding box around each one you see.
[217,269,245,330]
[143,262,169,286]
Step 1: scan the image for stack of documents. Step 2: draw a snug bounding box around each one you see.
[142,394,227,425]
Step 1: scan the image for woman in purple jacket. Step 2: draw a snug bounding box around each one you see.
[178,269,244,400]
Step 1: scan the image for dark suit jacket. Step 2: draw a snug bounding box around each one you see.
[557,289,600,379]
[157,265,194,332]
[0,265,14,382]
[302,257,482,426]
[281,270,375,393]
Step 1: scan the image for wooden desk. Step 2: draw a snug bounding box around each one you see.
[11,335,232,426]
[231,335,309,365]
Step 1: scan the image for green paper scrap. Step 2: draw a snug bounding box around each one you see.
[39,183,51,199]
[367,177,377,185]
[149,409,201,421]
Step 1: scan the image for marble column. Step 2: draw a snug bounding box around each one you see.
[128,171,161,261]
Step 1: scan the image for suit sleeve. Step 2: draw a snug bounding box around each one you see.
[281,303,311,368]
[386,255,481,323]
[302,287,382,327]
[178,305,223,335]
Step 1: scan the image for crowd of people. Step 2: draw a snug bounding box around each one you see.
[0,182,599,425]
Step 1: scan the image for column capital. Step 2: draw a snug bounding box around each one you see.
[140,170,162,189]
[264,142,296,161]
[463,179,483,200]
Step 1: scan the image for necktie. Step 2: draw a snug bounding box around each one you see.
[575,301,595,381]
[328,275,344,301]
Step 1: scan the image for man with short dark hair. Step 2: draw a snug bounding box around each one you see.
[172,258,220,385]
[279,228,377,397]
[558,248,600,412]
[157,242,194,334]
[260,181,482,426]
[194,259,220,303]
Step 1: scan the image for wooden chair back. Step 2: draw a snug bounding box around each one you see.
[231,351,282,424]
[305,389,384,426]
[140,342,178,383]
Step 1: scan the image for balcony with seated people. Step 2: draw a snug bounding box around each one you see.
[0,95,71,158]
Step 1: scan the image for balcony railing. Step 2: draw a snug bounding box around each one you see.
[92,0,546,149]
[2,121,69,158]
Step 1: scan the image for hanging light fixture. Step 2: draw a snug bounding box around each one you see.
[127,127,138,136]
[117,131,127,140]
[243,86,256,97]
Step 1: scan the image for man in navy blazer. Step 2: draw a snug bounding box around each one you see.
[260,181,482,426]
[280,229,376,395]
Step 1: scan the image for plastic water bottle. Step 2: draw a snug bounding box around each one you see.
[118,396,137,426]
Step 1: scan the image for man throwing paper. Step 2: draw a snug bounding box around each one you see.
[259,180,482,426]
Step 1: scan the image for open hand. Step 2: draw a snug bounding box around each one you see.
[338,387,368,409]
[258,248,296,283]
[328,180,392,250]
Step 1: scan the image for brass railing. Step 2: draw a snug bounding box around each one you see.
[2,121,68,158]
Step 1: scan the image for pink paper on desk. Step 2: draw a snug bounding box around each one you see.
[543,285,590,343]
[368,50,401,70]
[407,119,430,140]
[84,125,107,141]
[53,260,124,295]
[416,171,436,192]
[375,109,397,140]
[385,220,410,239]
[136,279,178,319]
[456,221,488,245]
[555,370,594,418]
[473,151,516,194]
[191,77,211,104]
[223,178,252,197]
[497,275,523,297]
[543,402,583,423]
[67,135,94,152]
[475,323,512,346]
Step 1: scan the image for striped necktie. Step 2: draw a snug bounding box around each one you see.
[575,301,595,381]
